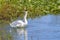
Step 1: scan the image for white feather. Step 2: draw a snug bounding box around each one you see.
[10,11,28,27]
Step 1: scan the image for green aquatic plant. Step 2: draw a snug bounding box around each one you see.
[0,0,60,23]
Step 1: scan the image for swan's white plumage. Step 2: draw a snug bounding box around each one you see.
[10,20,24,27]
[10,11,28,27]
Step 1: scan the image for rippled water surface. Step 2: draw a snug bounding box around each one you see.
[0,14,60,40]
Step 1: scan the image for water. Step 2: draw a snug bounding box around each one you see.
[0,14,60,40]
[27,14,60,40]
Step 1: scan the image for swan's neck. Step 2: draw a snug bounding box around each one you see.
[24,11,28,24]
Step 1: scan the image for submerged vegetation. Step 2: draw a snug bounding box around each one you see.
[0,0,60,23]
[0,23,13,40]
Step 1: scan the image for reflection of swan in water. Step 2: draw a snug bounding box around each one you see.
[17,28,28,40]
[10,10,28,27]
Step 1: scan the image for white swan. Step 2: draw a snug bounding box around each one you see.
[10,11,28,27]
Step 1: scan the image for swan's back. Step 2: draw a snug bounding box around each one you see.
[10,20,24,27]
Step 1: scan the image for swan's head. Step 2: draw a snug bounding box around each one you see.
[24,10,28,14]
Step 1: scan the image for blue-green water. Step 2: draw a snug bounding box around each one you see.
[4,14,60,40]
[27,15,60,40]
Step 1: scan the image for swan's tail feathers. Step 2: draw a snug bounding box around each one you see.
[10,23,16,27]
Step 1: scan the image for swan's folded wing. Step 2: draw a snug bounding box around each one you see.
[10,20,24,27]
